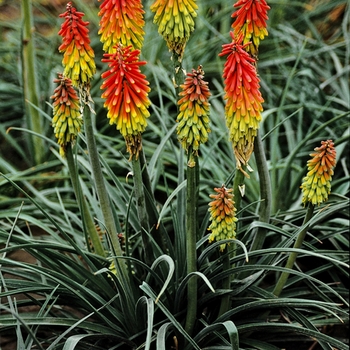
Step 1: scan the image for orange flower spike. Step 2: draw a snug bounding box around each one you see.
[232,0,270,57]
[51,73,83,156]
[301,140,337,206]
[177,65,211,152]
[219,32,264,174]
[150,0,198,60]
[58,2,96,87]
[98,0,145,53]
[101,44,151,159]
[208,186,238,252]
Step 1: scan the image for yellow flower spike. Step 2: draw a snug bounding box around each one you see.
[176,65,211,153]
[208,186,238,252]
[150,0,198,60]
[301,140,337,206]
[58,2,96,87]
[51,73,83,157]
[98,0,145,53]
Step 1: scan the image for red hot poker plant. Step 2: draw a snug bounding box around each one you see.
[100,44,151,160]
[58,2,96,87]
[98,0,145,53]
[176,65,211,153]
[51,73,82,157]
[219,32,264,176]
[301,140,337,206]
[232,0,270,57]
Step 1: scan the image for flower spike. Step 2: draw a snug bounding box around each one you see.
[176,65,211,153]
[219,32,264,176]
[301,140,336,206]
[150,0,198,60]
[98,0,145,53]
[208,186,238,252]
[101,44,151,160]
[51,73,83,157]
[232,0,270,57]
[58,2,96,87]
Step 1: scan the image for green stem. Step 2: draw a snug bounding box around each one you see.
[21,0,44,164]
[232,167,246,212]
[184,150,198,336]
[250,132,272,254]
[139,149,168,253]
[273,203,315,297]
[132,156,153,265]
[84,109,127,277]
[66,144,106,258]
[218,247,231,317]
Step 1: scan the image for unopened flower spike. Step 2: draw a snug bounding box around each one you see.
[232,0,270,57]
[301,140,336,206]
[176,65,211,153]
[208,185,238,252]
[51,73,83,157]
[150,0,198,60]
[98,0,145,53]
[219,31,264,177]
[58,2,96,88]
[101,44,151,160]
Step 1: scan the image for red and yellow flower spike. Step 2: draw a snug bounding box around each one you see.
[219,32,264,176]
[208,186,238,252]
[301,140,337,206]
[177,65,211,153]
[58,2,96,87]
[231,0,270,57]
[51,73,83,157]
[98,0,145,53]
[150,0,198,60]
[101,44,151,160]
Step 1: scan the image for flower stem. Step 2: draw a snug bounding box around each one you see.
[185,150,199,336]
[139,149,168,253]
[250,131,272,254]
[66,144,106,258]
[21,0,44,164]
[83,108,127,277]
[273,203,315,297]
[132,156,153,265]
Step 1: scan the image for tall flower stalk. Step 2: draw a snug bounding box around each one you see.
[226,0,271,257]
[101,43,153,264]
[176,66,211,335]
[273,140,336,297]
[51,74,105,257]
[57,3,125,273]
